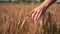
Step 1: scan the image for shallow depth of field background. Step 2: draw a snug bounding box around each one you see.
[0,0,60,34]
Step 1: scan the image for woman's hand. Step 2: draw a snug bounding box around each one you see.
[31,4,47,20]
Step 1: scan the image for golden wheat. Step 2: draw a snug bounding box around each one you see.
[0,3,60,34]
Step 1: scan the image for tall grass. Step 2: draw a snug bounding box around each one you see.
[0,3,60,34]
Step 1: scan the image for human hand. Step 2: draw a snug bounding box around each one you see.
[31,5,47,20]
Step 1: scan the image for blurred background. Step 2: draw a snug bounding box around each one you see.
[0,0,60,3]
[0,0,60,34]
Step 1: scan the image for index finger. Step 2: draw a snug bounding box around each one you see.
[30,9,35,14]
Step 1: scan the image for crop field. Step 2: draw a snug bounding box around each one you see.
[0,3,60,34]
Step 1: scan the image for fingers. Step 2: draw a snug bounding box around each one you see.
[31,9,37,20]
[37,10,42,20]
[30,9,34,14]
[31,9,42,20]
[34,10,40,20]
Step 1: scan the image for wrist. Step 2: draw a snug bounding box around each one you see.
[41,0,49,9]
[39,3,47,9]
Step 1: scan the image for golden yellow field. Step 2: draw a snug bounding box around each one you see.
[0,3,60,34]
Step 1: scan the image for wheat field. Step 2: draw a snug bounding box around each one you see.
[0,3,60,34]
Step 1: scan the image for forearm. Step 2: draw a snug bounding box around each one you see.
[42,0,57,8]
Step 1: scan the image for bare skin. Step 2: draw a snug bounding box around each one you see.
[31,0,57,20]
